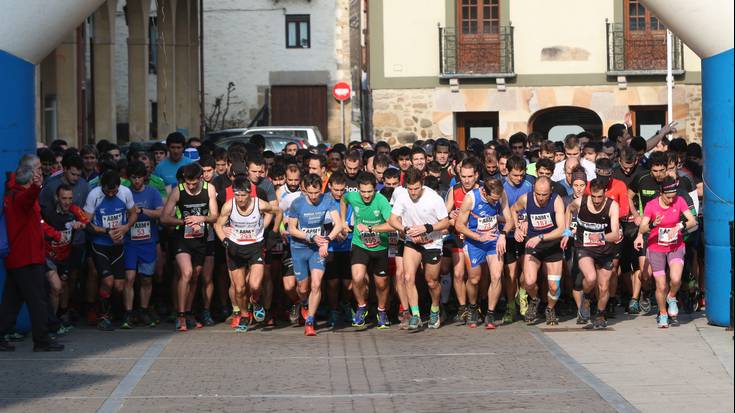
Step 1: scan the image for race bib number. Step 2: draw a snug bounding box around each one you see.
[388,232,399,257]
[361,231,380,248]
[530,213,553,230]
[570,219,578,234]
[582,231,605,247]
[131,221,152,241]
[302,226,322,240]
[477,215,498,233]
[53,228,73,247]
[233,227,257,243]
[657,227,679,246]
[102,213,123,229]
[184,223,204,239]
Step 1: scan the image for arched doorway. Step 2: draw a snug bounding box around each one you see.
[528,106,603,141]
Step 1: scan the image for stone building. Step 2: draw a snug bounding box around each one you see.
[368,0,702,147]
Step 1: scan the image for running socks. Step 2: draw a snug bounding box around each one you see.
[410,305,420,317]
[430,305,440,313]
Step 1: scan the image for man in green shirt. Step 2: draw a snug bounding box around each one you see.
[340,172,393,329]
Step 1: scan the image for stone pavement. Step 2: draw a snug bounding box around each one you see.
[0,310,731,413]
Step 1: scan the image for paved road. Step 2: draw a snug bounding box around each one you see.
[1,320,625,413]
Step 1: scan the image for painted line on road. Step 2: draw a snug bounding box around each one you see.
[96,335,172,413]
[529,327,640,413]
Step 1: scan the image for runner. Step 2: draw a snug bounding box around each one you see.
[214,177,280,332]
[83,170,138,331]
[563,178,621,329]
[160,163,219,332]
[381,168,411,328]
[454,178,513,329]
[389,168,450,330]
[341,172,394,330]
[287,174,342,336]
[199,155,218,326]
[277,165,303,324]
[634,177,698,328]
[511,177,566,325]
[444,158,481,324]
[323,172,353,328]
[123,161,163,328]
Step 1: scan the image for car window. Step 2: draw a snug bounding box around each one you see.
[246,130,308,140]
[266,138,298,154]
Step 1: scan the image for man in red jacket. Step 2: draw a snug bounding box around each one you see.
[0,155,64,352]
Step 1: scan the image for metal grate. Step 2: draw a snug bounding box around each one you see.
[439,25,514,78]
[606,22,684,75]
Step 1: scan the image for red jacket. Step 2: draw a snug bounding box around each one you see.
[3,174,45,269]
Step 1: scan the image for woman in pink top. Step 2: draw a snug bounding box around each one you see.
[634,177,698,328]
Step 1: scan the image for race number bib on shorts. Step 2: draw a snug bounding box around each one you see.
[102,213,123,229]
[477,215,498,233]
[233,227,257,243]
[388,232,399,257]
[657,227,678,247]
[361,231,380,248]
[184,223,204,239]
[131,221,152,241]
[530,213,553,230]
[582,231,605,247]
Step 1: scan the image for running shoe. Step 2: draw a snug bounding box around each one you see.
[407,314,422,331]
[59,311,73,328]
[3,332,25,342]
[576,313,589,325]
[467,306,479,328]
[454,305,469,324]
[669,315,680,327]
[289,303,300,324]
[428,310,441,329]
[502,301,516,325]
[97,316,115,332]
[592,315,607,330]
[605,300,617,319]
[545,307,559,326]
[524,298,539,325]
[120,313,134,329]
[639,297,652,314]
[201,310,216,327]
[300,304,309,323]
[235,315,249,332]
[252,303,266,323]
[175,316,187,332]
[329,310,340,328]
[657,314,669,328]
[186,316,203,330]
[518,289,529,317]
[230,312,242,329]
[579,293,591,320]
[352,306,368,329]
[304,320,316,336]
[666,296,679,318]
[376,310,390,330]
[485,311,497,330]
[399,310,411,330]
[138,310,155,327]
[54,325,73,336]
[627,299,641,315]
[342,302,354,323]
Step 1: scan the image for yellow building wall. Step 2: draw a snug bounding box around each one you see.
[382,0,445,78]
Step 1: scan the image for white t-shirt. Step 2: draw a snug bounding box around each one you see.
[390,186,448,250]
[279,191,302,217]
[552,158,597,182]
[83,186,135,215]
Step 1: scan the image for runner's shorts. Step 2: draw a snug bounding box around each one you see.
[226,241,265,271]
[291,246,325,282]
[325,251,351,280]
[463,240,498,268]
[404,241,442,265]
[576,246,615,271]
[647,245,685,277]
[524,239,563,262]
[91,243,125,279]
[504,233,525,264]
[124,242,157,275]
[350,246,389,277]
[45,259,71,281]
[172,237,207,267]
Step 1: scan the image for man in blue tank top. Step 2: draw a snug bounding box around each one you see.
[511,177,566,325]
[455,179,513,330]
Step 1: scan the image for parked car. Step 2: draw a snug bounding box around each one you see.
[241,126,324,148]
[204,128,248,144]
[213,134,306,154]
[119,139,165,157]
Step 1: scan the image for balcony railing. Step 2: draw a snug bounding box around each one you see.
[606,22,684,75]
[439,26,515,78]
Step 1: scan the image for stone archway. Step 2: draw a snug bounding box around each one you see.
[528,106,603,140]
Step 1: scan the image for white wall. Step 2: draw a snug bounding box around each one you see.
[382,0,445,78]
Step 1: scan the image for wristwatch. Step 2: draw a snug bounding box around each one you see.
[368,226,374,233]
[325,235,332,242]
[539,234,545,241]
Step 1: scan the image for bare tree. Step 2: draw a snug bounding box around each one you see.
[204,81,237,132]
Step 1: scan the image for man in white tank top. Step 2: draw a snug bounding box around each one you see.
[214,177,281,332]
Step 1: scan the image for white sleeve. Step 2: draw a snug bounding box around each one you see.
[432,193,449,219]
[83,188,100,214]
[391,192,405,217]
[118,186,136,209]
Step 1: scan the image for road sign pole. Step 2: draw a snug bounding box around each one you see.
[340,100,345,145]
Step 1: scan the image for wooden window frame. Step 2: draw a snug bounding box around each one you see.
[458,0,500,36]
[285,14,311,49]
[625,0,665,33]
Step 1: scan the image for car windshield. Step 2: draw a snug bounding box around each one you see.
[245,130,308,140]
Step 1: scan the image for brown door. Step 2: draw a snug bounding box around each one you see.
[457,0,500,73]
[456,112,499,149]
[270,85,328,139]
[624,0,666,70]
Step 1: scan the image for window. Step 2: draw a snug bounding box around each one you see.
[627,0,665,32]
[286,15,310,48]
[630,105,667,138]
[149,16,158,74]
[460,0,499,35]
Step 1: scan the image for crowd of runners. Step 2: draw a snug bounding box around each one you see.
[0,121,706,350]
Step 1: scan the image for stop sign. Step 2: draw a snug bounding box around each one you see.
[332,82,351,101]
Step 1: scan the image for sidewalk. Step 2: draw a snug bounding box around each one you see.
[541,310,734,413]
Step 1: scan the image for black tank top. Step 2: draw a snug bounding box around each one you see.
[527,192,558,238]
[177,182,210,239]
[574,195,612,249]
